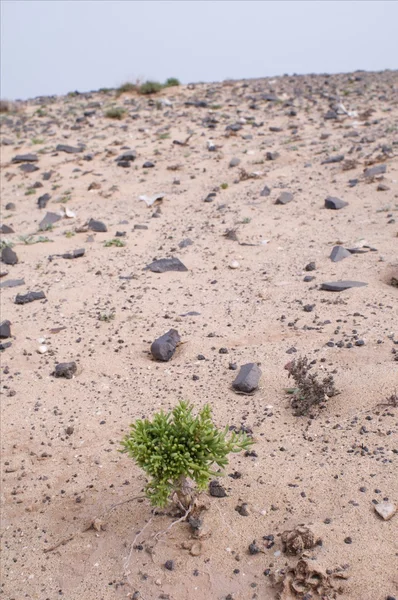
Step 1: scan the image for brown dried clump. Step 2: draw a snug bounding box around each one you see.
[285,356,337,416]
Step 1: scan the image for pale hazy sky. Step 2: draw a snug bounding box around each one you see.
[1,0,397,100]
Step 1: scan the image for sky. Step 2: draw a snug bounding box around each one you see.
[1,0,397,100]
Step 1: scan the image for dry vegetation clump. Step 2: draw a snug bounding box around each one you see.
[286,355,338,415]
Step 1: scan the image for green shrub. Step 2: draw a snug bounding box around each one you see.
[164,77,180,88]
[121,400,253,508]
[116,82,137,96]
[104,107,127,120]
[139,80,163,95]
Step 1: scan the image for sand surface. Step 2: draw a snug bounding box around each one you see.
[1,70,397,600]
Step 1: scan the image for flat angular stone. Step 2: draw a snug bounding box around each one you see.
[0,320,11,339]
[0,278,25,289]
[150,329,180,361]
[39,212,61,230]
[12,153,38,163]
[0,224,14,234]
[260,185,271,197]
[321,154,344,164]
[232,363,262,393]
[1,247,18,265]
[20,163,39,173]
[330,246,351,262]
[144,257,188,273]
[56,144,84,154]
[88,219,107,232]
[62,248,85,259]
[320,280,367,292]
[364,164,386,178]
[54,361,77,379]
[325,196,349,210]
[15,290,46,304]
[374,502,396,521]
[275,191,293,205]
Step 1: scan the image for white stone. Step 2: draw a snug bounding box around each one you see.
[374,502,396,521]
[38,345,48,354]
[229,260,240,269]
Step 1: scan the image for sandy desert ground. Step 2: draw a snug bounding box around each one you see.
[1,70,397,600]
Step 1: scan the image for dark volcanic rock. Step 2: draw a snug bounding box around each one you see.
[1,247,18,265]
[0,320,11,339]
[364,164,386,178]
[56,144,84,154]
[54,362,77,379]
[88,219,107,232]
[229,157,240,168]
[324,196,349,210]
[0,224,14,234]
[143,161,155,168]
[330,246,351,262]
[150,329,180,361]
[115,150,136,163]
[5,203,16,211]
[12,153,38,163]
[144,257,188,273]
[260,185,271,197]
[19,163,39,173]
[275,191,293,205]
[15,291,46,304]
[232,363,262,393]
[320,280,367,291]
[37,193,51,209]
[209,480,227,498]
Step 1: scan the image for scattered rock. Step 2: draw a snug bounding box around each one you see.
[324,196,349,210]
[321,154,344,164]
[12,153,38,163]
[56,144,84,154]
[5,203,16,211]
[37,193,50,209]
[88,219,107,232]
[19,163,39,173]
[330,245,351,262]
[229,157,240,168]
[0,224,14,234]
[320,280,367,291]
[54,362,77,379]
[374,502,396,521]
[144,257,188,273]
[275,191,293,205]
[0,278,25,289]
[364,164,386,178]
[260,185,271,197]
[150,329,180,361]
[0,320,11,339]
[39,212,61,230]
[209,480,227,498]
[15,291,46,304]
[232,363,262,393]
[1,247,18,265]
[61,248,85,259]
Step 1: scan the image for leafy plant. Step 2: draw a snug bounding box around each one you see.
[31,138,44,145]
[104,238,126,247]
[220,182,228,190]
[285,355,338,416]
[116,82,137,96]
[105,107,127,120]
[99,311,116,322]
[121,400,253,508]
[18,235,52,245]
[139,80,163,95]
[164,77,180,88]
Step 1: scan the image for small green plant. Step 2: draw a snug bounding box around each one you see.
[158,132,170,140]
[105,107,127,120]
[121,400,253,508]
[25,188,37,195]
[31,138,44,145]
[18,235,51,245]
[64,230,75,238]
[35,108,47,117]
[139,80,163,95]
[220,182,229,190]
[164,77,180,88]
[104,238,126,247]
[116,82,137,96]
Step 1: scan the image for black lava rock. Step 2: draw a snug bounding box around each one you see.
[54,362,77,379]
[209,480,227,498]
[232,363,262,393]
[1,247,18,265]
[15,291,46,304]
[150,329,180,361]
[0,320,11,339]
